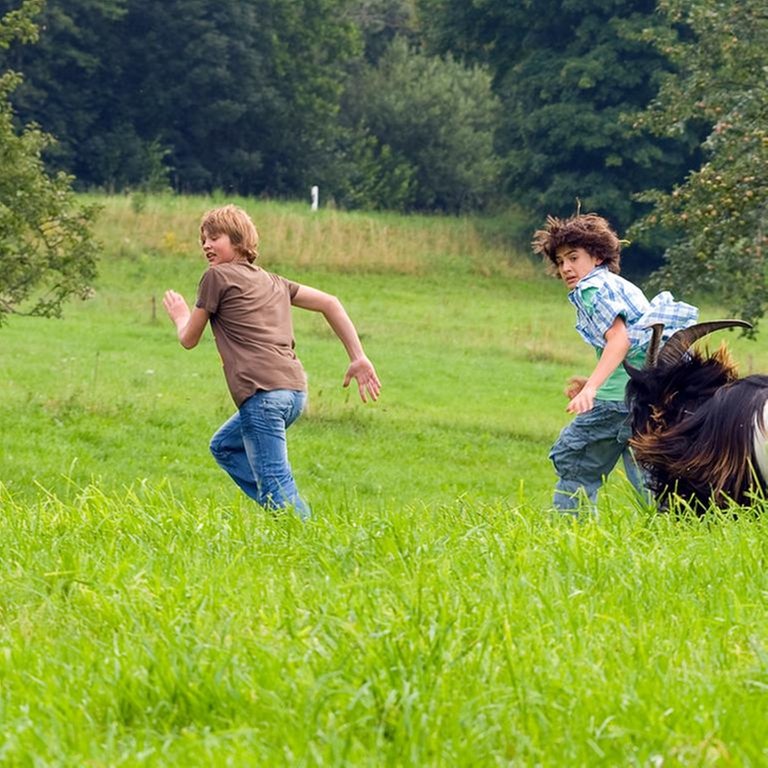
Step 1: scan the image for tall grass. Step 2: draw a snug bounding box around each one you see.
[2,194,768,765]
[2,483,768,765]
[87,192,536,277]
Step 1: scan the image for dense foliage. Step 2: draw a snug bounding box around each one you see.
[1,0,361,195]
[338,37,501,211]
[631,0,768,330]
[0,0,501,213]
[0,2,702,221]
[0,0,97,325]
[420,0,699,241]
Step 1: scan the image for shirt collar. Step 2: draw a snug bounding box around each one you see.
[568,264,607,296]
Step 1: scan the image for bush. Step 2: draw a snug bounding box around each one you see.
[339,37,502,213]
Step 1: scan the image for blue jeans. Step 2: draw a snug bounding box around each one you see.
[549,399,646,513]
[209,389,310,519]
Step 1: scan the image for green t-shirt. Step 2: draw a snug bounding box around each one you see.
[596,344,646,401]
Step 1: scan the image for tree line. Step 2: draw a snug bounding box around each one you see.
[0,0,696,223]
[0,0,766,328]
[0,0,502,215]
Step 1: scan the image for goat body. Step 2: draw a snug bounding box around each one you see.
[626,331,768,510]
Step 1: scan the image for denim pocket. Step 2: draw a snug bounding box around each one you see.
[550,426,589,478]
[255,389,306,428]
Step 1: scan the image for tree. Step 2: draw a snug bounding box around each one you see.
[0,0,135,186]
[345,0,419,63]
[2,0,361,197]
[0,0,98,325]
[421,0,699,267]
[338,37,501,212]
[630,0,768,331]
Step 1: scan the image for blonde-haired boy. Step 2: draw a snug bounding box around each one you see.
[164,204,381,518]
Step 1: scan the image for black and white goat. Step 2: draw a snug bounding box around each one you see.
[624,320,768,510]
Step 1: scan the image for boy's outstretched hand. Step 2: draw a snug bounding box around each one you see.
[163,289,191,326]
[567,385,597,414]
[343,357,382,403]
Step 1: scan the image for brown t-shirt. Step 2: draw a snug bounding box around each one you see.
[195,261,307,406]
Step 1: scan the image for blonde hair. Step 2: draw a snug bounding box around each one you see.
[532,213,622,276]
[199,204,259,263]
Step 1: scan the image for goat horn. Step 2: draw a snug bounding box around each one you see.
[656,319,753,367]
[645,323,664,368]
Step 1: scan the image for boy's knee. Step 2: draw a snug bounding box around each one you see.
[209,435,225,460]
[550,438,587,481]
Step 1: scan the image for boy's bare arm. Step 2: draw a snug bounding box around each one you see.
[291,284,381,402]
[163,289,209,349]
[566,317,630,414]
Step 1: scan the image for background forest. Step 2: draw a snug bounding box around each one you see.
[0,0,767,324]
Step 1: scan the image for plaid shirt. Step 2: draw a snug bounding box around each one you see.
[568,266,698,351]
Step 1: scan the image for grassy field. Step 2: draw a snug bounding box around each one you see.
[2,194,768,765]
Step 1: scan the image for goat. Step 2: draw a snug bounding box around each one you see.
[624,320,768,511]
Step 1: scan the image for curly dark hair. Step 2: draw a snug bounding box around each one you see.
[532,213,622,276]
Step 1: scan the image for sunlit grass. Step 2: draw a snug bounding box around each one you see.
[3,194,768,764]
[1,483,767,764]
[85,191,536,278]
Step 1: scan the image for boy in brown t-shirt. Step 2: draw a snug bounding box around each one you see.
[163,204,381,519]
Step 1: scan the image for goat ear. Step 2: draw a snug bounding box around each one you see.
[656,319,753,367]
[623,360,642,378]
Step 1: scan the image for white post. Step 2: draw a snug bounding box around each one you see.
[310,185,319,211]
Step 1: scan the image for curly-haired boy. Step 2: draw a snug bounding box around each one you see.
[533,213,697,513]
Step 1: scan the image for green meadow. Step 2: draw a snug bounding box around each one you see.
[2,195,768,765]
